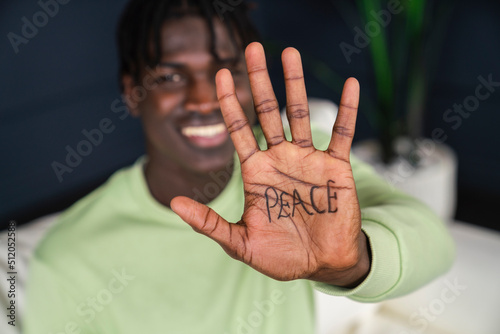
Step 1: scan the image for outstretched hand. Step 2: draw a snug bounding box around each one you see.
[171,42,370,288]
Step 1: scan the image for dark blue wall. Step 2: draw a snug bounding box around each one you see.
[1,1,144,227]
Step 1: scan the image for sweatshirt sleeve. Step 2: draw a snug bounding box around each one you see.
[308,126,455,302]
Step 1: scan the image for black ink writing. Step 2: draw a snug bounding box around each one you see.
[264,180,339,222]
[265,187,279,223]
[327,180,338,213]
[278,191,291,219]
[292,189,313,217]
[310,186,325,213]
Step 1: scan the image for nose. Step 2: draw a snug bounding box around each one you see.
[184,76,220,115]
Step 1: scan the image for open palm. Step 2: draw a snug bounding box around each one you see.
[171,42,370,287]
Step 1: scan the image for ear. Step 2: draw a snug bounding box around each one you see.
[122,74,141,117]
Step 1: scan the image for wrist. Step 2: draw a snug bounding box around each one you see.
[310,231,372,288]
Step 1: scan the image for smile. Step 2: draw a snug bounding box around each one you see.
[181,123,227,137]
[180,123,229,148]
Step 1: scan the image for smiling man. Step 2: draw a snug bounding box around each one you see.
[121,13,256,206]
[23,1,454,333]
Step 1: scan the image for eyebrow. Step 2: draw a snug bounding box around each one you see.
[158,62,185,69]
[217,57,240,64]
[158,57,241,69]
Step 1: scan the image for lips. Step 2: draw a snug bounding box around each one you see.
[180,122,229,148]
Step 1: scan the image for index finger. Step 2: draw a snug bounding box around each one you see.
[216,68,260,165]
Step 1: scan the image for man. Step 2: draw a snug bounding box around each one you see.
[24,0,454,333]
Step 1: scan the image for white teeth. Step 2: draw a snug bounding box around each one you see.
[181,123,227,138]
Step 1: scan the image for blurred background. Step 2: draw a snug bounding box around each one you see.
[1,0,499,232]
[1,1,500,334]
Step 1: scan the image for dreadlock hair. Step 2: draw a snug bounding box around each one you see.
[117,0,260,88]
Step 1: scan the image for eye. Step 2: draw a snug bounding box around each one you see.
[155,73,187,90]
[155,73,185,85]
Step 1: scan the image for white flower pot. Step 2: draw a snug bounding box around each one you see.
[352,138,458,223]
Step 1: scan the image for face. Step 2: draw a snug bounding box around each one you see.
[123,15,255,174]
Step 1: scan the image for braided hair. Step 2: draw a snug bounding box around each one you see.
[117,0,260,86]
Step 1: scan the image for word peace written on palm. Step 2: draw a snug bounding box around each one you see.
[171,42,369,287]
[264,179,338,223]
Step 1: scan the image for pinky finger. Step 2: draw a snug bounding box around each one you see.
[327,77,360,163]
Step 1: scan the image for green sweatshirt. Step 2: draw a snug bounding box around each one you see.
[23,127,454,334]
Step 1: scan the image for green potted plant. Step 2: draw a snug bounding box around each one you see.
[305,0,457,221]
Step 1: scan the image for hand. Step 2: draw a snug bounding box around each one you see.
[171,42,370,288]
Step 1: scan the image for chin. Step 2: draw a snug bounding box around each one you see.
[181,139,235,172]
[187,152,235,175]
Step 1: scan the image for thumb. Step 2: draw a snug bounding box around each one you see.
[170,196,246,259]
